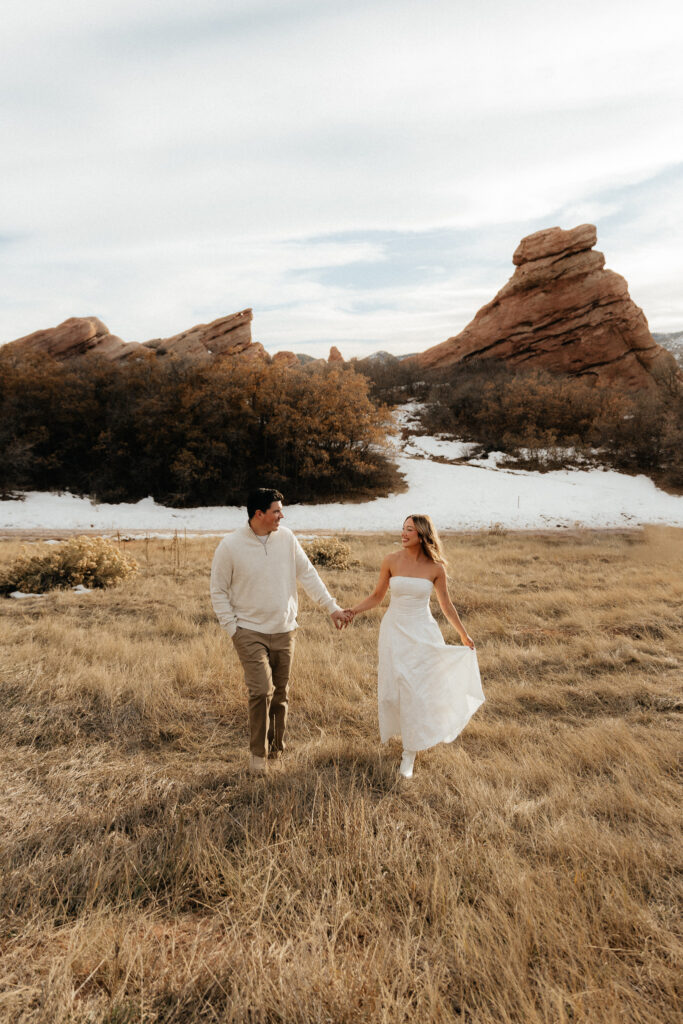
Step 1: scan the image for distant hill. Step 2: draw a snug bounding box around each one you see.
[653,331,683,366]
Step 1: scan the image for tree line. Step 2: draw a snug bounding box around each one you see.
[416,360,683,487]
[0,352,403,505]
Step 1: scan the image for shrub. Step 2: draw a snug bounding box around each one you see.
[0,536,139,595]
[301,537,353,570]
[419,361,683,488]
[351,354,426,404]
[487,522,508,536]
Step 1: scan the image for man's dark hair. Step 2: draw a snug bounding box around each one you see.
[247,488,284,521]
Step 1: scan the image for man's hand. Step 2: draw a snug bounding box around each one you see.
[331,609,354,630]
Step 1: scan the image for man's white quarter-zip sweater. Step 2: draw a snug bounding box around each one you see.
[210,525,341,637]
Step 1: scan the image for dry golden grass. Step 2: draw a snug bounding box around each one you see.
[0,528,681,1024]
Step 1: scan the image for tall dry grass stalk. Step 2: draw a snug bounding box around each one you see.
[1,528,681,1023]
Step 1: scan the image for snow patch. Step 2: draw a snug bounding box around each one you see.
[404,436,479,460]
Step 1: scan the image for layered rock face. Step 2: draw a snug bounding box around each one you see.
[142,309,258,360]
[4,309,265,363]
[5,316,136,361]
[413,225,678,389]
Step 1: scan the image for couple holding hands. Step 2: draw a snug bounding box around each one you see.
[210,488,484,780]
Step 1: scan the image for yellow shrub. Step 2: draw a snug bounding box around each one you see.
[0,536,138,594]
[301,537,353,570]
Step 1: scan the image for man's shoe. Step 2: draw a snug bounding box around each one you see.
[249,754,267,773]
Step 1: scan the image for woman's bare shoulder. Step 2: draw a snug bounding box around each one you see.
[382,550,401,573]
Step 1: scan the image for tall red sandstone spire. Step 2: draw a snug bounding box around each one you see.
[412,225,678,390]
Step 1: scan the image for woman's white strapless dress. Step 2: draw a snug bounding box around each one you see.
[377,576,485,752]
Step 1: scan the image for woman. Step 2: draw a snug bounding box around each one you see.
[346,515,484,779]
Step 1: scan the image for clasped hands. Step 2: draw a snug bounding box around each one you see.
[331,609,355,630]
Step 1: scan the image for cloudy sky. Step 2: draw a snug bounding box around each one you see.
[2,0,683,358]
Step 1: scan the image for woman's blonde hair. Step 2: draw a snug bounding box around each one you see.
[405,514,447,565]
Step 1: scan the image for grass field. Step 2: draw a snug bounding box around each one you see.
[1,528,681,1023]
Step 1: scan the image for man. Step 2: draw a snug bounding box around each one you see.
[210,487,350,772]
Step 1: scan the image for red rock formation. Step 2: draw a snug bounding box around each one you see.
[143,309,256,360]
[238,341,269,361]
[272,350,299,367]
[4,316,138,361]
[413,225,678,390]
[4,309,267,364]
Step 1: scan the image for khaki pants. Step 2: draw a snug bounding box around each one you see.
[232,627,297,758]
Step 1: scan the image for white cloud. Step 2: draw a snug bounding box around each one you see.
[2,0,683,347]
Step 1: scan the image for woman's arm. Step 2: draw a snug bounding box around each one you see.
[433,565,475,648]
[347,556,393,615]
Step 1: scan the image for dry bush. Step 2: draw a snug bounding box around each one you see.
[0,529,682,1023]
[0,535,138,595]
[421,361,683,487]
[302,536,353,569]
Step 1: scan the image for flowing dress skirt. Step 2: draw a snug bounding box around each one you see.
[378,576,485,751]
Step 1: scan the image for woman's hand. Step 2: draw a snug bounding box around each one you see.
[459,631,475,649]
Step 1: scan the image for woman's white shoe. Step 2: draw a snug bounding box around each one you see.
[399,751,415,779]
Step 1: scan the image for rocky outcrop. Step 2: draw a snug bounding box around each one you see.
[4,316,137,361]
[413,225,679,390]
[298,347,346,370]
[272,350,299,367]
[142,309,256,360]
[512,224,597,266]
[4,309,268,364]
